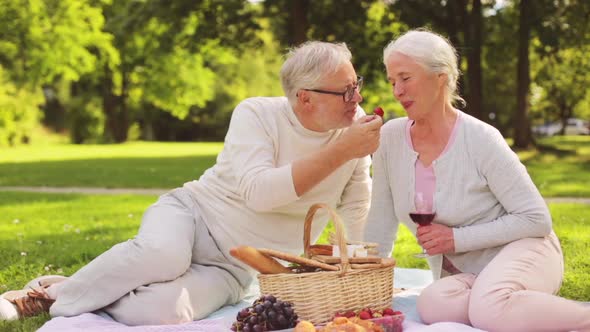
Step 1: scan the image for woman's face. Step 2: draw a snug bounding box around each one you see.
[385,52,446,121]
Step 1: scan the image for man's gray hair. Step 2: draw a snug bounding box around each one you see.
[383,29,465,107]
[280,41,352,108]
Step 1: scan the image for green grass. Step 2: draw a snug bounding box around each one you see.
[0,142,222,188]
[0,194,589,331]
[0,192,154,332]
[0,136,589,196]
[517,136,590,197]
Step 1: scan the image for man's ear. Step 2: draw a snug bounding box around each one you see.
[297,90,312,108]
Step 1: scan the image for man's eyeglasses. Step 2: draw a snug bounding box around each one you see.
[303,76,363,102]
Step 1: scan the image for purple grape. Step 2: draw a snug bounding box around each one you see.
[283,307,294,317]
[238,308,249,319]
[249,316,258,325]
[254,304,264,314]
[272,302,282,312]
[277,314,288,328]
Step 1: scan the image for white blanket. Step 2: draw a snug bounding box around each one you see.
[38,268,485,332]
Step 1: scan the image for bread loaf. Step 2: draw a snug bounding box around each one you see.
[229,246,292,274]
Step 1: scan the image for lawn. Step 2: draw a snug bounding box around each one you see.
[517,136,590,197]
[0,142,222,188]
[1,191,589,331]
[0,136,588,196]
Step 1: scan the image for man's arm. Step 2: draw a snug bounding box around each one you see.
[291,115,382,196]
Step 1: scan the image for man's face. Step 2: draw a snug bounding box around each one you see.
[306,62,363,131]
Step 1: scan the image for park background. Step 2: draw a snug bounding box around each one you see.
[1,0,589,331]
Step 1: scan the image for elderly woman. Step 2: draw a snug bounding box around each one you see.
[365,29,590,332]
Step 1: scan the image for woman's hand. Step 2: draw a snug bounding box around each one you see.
[416,223,455,255]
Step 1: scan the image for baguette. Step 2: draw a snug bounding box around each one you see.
[229,245,293,274]
[309,244,333,256]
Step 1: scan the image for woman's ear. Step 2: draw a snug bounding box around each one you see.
[437,73,448,88]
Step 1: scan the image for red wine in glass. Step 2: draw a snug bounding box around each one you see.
[409,212,436,226]
[411,192,435,258]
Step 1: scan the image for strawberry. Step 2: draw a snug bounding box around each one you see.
[382,308,395,316]
[333,311,345,318]
[374,107,384,118]
[344,310,356,318]
[359,310,372,320]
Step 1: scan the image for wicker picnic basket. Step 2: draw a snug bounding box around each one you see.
[257,203,394,325]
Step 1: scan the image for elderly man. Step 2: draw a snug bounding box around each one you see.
[0,41,382,325]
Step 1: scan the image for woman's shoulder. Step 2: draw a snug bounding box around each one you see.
[460,112,501,136]
[458,112,516,166]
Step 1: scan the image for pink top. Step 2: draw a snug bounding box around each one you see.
[406,112,462,212]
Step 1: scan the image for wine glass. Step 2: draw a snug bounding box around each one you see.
[409,192,436,258]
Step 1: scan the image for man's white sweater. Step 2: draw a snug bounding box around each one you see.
[184,97,371,272]
[365,111,552,279]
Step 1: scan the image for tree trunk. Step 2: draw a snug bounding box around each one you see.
[289,0,309,45]
[466,0,483,120]
[41,84,67,132]
[102,65,128,143]
[446,0,466,100]
[514,0,533,149]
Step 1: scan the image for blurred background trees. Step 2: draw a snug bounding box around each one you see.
[0,0,589,147]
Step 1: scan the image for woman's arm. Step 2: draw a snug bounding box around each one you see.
[452,127,552,253]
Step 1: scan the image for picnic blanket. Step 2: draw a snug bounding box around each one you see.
[37,268,485,332]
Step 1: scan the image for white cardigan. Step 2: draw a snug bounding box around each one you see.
[365,111,553,279]
[184,97,371,266]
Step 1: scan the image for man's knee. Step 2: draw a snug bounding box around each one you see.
[107,288,194,326]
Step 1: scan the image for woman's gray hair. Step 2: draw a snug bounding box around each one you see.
[280,41,352,108]
[383,29,465,107]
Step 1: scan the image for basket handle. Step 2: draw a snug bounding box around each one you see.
[303,203,350,272]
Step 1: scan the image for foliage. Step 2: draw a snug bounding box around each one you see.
[1,0,589,143]
[0,0,118,85]
[0,67,42,147]
[0,0,118,143]
[531,43,590,124]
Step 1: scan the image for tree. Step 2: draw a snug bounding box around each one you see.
[529,0,590,133]
[0,0,118,143]
[513,0,532,149]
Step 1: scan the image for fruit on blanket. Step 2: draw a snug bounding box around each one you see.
[374,107,384,118]
[294,320,316,332]
[230,294,299,331]
[333,307,401,320]
[321,316,384,332]
[382,308,400,316]
[359,310,372,320]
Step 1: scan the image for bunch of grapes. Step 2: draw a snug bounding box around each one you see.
[230,294,299,332]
